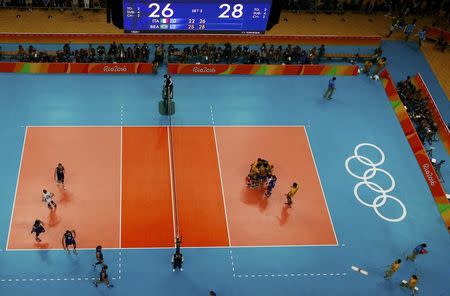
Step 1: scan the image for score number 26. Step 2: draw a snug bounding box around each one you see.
[148,3,244,19]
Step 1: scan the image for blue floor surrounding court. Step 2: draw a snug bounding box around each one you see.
[0,40,449,296]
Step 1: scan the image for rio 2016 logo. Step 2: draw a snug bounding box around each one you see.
[103,65,128,72]
[192,66,216,73]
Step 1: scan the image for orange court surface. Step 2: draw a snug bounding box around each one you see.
[7,125,337,250]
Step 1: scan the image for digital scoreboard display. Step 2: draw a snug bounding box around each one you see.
[123,0,273,34]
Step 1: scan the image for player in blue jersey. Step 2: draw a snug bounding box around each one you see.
[62,230,77,254]
[93,265,113,288]
[265,175,277,198]
[54,163,66,190]
[92,245,104,268]
[31,219,45,243]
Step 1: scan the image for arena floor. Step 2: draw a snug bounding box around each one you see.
[0,40,449,296]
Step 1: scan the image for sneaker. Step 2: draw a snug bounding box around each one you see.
[180,268,183,272]
[73,249,78,255]
[66,249,70,254]
[172,269,175,272]
[93,281,98,287]
[107,285,114,288]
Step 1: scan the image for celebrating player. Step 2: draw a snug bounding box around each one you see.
[285,182,299,207]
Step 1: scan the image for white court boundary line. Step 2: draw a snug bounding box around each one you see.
[235,272,347,279]
[167,127,177,241]
[6,243,341,252]
[210,105,235,276]
[304,128,339,246]
[211,111,231,247]
[5,126,28,251]
[119,126,123,248]
[0,251,123,284]
[25,125,308,128]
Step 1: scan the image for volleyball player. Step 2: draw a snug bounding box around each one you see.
[285,182,299,207]
[31,219,45,242]
[172,251,183,272]
[54,163,66,190]
[62,230,77,254]
[93,265,113,288]
[384,259,401,280]
[92,245,104,268]
[265,175,277,198]
[42,189,57,210]
[175,236,182,254]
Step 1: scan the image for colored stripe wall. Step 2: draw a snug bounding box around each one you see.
[411,73,450,155]
[380,69,450,232]
[168,64,359,76]
[0,33,382,46]
[0,62,153,74]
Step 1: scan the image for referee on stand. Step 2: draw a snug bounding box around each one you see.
[164,74,173,100]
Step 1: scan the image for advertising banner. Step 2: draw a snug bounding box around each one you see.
[168,64,359,76]
[0,62,153,74]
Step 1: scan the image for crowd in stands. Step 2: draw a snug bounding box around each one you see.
[0,0,105,8]
[397,76,438,145]
[283,0,450,16]
[11,42,164,64]
[3,42,331,66]
[167,43,327,65]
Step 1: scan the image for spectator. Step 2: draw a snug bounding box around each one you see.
[417,26,426,47]
[25,0,32,11]
[141,43,150,62]
[318,44,325,62]
[397,79,438,145]
[72,0,80,16]
[97,44,106,61]
[404,19,417,41]
[108,41,118,61]
[88,44,96,62]
[17,45,26,61]
[435,33,448,52]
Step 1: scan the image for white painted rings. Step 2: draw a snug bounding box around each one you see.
[345,143,407,222]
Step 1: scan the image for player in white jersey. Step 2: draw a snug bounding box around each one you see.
[42,189,57,210]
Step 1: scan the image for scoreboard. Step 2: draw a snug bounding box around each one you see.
[123,0,273,34]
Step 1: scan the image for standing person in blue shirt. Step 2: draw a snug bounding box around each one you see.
[93,265,113,288]
[406,243,427,261]
[265,175,277,198]
[92,245,104,268]
[324,77,336,100]
[417,27,427,47]
[404,19,417,41]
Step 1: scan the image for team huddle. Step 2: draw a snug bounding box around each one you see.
[246,158,299,207]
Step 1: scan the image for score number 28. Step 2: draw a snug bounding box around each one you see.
[148,3,244,19]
